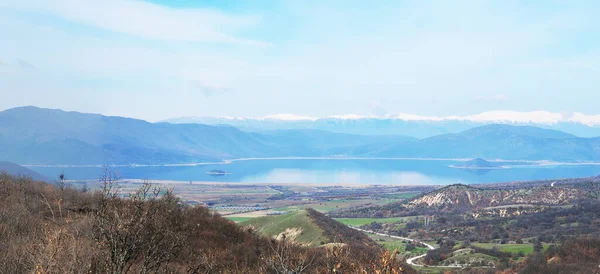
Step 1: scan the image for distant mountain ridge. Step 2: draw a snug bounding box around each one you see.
[362,125,600,161]
[0,106,413,165]
[2,106,600,165]
[0,161,49,182]
[162,112,600,138]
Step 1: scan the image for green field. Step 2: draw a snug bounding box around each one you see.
[271,198,397,213]
[380,192,421,199]
[333,217,414,226]
[471,243,552,255]
[240,210,327,246]
[367,233,428,256]
[225,216,252,222]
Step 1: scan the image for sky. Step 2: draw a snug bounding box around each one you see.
[0,0,599,122]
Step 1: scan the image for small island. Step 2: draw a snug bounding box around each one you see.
[206,169,231,175]
[450,158,509,170]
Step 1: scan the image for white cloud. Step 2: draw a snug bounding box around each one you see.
[461,111,563,124]
[263,114,318,121]
[0,0,267,46]
[568,113,600,126]
[328,114,375,120]
[258,111,600,126]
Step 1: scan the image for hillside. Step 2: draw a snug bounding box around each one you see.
[241,211,328,246]
[3,107,600,164]
[0,106,411,165]
[0,161,48,182]
[241,209,377,248]
[363,124,600,161]
[451,158,500,169]
[162,115,600,138]
[332,184,590,217]
[407,184,587,210]
[0,173,413,273]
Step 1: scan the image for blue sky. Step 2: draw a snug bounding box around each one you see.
[0,0,599,121]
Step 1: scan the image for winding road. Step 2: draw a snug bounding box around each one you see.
[351,227,468,268]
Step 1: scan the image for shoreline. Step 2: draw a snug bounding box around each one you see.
[21,156,600,168]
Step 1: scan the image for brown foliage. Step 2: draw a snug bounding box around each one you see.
[0,170,415,273]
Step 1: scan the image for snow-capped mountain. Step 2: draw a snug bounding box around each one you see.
[160,111,600,138]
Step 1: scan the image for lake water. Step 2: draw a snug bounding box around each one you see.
[28,159,600,185]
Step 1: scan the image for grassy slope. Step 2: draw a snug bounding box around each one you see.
[471,243,552,255]
[367,233,429,255]
[225,216,252,223]
[240,210,328,246]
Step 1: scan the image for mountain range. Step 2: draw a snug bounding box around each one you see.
[161,113,600,138]
[0,161,49,181]
[2,106,600,165]
[0,106,413,165]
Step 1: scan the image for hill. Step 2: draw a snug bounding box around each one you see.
[363,124,600,161]
[450,158,501,169]
[0,161,49,182]
[407,184,586,210]
[3,107,600,164]
[0,106,412,165]
[241,209,377,248]
[162,114,600,138]
[0,173,413,273]
[241,210,328,246]
[332,184,590,217]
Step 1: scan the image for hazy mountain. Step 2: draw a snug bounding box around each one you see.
[0,107,286,164]
[363,125,600,161]
[0,107,413,165]
[2,107,600,165]
[162,115,600,138]
[452,158,498,169]
[0,161,49,182]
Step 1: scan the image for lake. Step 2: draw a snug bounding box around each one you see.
[28,158,600,185]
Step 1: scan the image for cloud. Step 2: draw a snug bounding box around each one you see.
[0,0,268,46]
[263,114,318,121]
[567,113,600,126]
[261,111,600,126]
[0,1,598,120]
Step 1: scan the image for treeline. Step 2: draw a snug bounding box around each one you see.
[0,171,415,273]
[515,237,600,274]
[306,208,378,247]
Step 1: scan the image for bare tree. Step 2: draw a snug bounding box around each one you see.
[57,172,66,191]
[93,167,181,274]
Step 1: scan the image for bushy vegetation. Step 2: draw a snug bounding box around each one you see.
[516,237,600,274]
[0,171,415,273]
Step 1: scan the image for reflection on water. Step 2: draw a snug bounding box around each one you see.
[29,159,600,185]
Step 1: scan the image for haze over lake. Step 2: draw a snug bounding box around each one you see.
[28,159,600,185]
